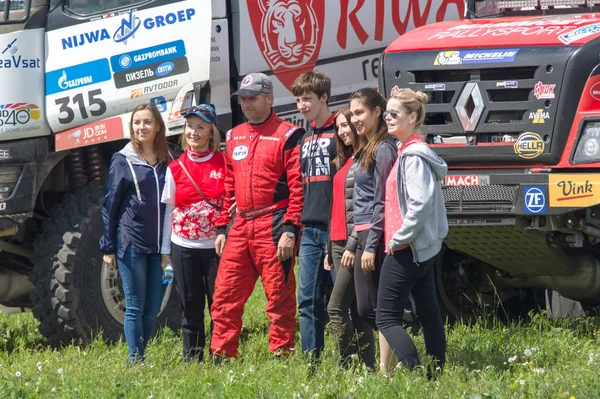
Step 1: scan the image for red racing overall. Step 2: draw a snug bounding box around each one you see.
[210,111,304,358]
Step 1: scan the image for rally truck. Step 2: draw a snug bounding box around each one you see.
[0,0,462,346]
[380,0,600,320]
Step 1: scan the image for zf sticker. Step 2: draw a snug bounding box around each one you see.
[524,186,547,214]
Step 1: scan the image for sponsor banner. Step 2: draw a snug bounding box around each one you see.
[558,22,600,45]
[514,132,544,159]
[433,49,519,66]
[237,0,462,90]
[46,59,111,95]
[496,81,518,88]
[424,83,446,91]
[0,29,50,140]
[549,174,600,207]
[113,57,189,88]
[529,109,550,124]
[445,175,490,186]
[110,40,186,73]
[533,82,555,100]
[524,186,547,214]
[55,116,124,151]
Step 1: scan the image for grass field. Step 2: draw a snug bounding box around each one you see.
[1,281,600,399]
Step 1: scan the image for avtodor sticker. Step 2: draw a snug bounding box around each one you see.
[514,132,544,159]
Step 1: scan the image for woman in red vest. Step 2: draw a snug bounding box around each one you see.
[161,105,226,362]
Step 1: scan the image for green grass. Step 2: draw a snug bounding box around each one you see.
[1,282,600,399]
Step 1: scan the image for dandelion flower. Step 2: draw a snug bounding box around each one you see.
[524,348,532,357]
[15,371,21,377]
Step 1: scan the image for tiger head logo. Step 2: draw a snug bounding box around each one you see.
[258,0,319,69]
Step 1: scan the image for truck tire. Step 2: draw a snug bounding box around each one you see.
[30,182,180,347]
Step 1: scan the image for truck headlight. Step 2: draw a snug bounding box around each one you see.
[574,122,600,163]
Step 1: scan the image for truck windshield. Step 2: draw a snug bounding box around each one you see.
[66,0,143,15]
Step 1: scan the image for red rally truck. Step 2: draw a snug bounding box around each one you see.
[380,0,600,320]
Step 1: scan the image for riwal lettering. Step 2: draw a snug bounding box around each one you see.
[61,8,195,50]
[337,0,464,49]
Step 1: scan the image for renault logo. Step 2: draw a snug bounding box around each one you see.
[455,82,485,132]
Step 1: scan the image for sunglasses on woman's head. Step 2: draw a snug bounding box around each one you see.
[188,106,217,124]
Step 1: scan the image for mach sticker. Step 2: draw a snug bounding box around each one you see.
[524,186,546,214]
[529,109,549,124]
[445,175,489,186]
[549,174,600,207]
[433,49,519,66]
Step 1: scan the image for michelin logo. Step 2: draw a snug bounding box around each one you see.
[434,49,519,66]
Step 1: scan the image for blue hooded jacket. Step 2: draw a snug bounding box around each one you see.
[100,143,167,259]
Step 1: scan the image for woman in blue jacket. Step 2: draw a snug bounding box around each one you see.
[100,103,171,362]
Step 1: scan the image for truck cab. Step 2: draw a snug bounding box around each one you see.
[381,0,600,319]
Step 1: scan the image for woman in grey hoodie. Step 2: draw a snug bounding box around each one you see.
[376,89,449,376]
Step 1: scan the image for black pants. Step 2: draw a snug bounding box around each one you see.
[353,230,384,331]
[171,243,218,361]
[327,240,375,368]
[376,247,446,372]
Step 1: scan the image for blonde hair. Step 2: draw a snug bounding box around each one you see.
[180,119,221,153]
[390,88,429,130]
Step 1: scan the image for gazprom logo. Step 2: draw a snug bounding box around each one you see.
[61,8,196,50]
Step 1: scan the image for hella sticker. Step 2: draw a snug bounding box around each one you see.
[156,61,174,77]
[433,49,519,66]
[558,22,600,45]
[529,109,550,124]
[534,82,555,100]
[496,81,518,89]
[524,186,547,214]
[514,132,545,159]
[232,145,249,161]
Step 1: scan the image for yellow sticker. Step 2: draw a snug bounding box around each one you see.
[514,132,544,159]
[549,174,600,207]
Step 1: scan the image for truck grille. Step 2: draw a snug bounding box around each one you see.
[443,185,518,213]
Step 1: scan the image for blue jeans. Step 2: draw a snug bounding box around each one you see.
[117,248,165,362]
[298,225,331,358]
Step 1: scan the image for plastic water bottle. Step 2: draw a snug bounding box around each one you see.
[162,264,174,286]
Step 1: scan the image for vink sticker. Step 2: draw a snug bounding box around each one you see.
[113,57,189,88]
[232,145,249,161]
[46,59,111,95]
[61,8,196,50]
[110,40,186,73]
[433,49,519,66]
[524,186,547,214]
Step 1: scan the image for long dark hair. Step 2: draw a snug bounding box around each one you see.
[334,107,365,169]
[350,88,388,171]
[129,103,170,164]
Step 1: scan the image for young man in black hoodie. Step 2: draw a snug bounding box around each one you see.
[293,71,337,359]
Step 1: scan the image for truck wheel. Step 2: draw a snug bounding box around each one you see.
[435,246,477,323]
[30,182,180,347]
[545,289,587,318]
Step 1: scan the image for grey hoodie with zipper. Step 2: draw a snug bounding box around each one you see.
[389,142,449,262]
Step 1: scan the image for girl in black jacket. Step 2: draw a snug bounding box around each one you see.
[325,107,374,369]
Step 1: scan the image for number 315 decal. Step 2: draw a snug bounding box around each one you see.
[54,89,107,125]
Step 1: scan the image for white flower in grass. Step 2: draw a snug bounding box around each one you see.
[532,367,545,374]
[357,376,364,385]
[51,387,56,392]
[57,368,63,375]
[15,371,21,377]
[524,348,532,357]
[507,355,518,363]
[36,362,42,372]
[588,353,596,365]
[147,395,153,399]
[519,380,525,385]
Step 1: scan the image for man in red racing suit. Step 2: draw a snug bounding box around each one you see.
[211,72,305,359]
